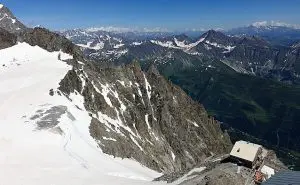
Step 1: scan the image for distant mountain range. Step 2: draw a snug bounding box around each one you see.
[60,27,300,84]
[227,21,300,46]
[59,20,300,46]
[60,24,300,154]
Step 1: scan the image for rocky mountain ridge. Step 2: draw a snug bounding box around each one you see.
[62,28,300,84]
[227,22,300,46]
[0,3,232,179]
[0,4,26,33]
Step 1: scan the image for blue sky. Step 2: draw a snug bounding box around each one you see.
[1,0,300,31]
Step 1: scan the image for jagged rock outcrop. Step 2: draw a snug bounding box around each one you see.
[19,28,84,61]
[0,4,26,33]
[58,60,232,173]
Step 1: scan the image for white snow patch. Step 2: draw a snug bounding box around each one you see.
[143,74,157,121]
[143,74,152,100]
[205,40,235,53]
[186,119,199,127]
[77,41,104,50]
[77,61,85,66]
[103,137,117,142]
[188,51,202,56]
[100,83,113,107]
[207,65,215,68]
[171,151,176,161]
[174,38,189,48]
[151,37,205,51]
[59,50,73,60]
[114,43,125,49]
[110,89,127,112]
[135,82,145,105]
[132,41,143,46]
[145,114,151,130]
[130,135,144,151]
[212,157,221,162]
[173,96,178,104]
[174,35,206,50]
[150,40,179,49]
[0,4,3,9]
[252,21,268,27]
[117,80,126,87]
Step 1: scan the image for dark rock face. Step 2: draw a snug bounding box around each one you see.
[0,5,26,33]
[58,60,232,173]
[0,28,17,49]
[19,28,84,61]
[30,106,74,130]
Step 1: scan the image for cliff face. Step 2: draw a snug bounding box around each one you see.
[0,28,16,49]
[58,59,232,173]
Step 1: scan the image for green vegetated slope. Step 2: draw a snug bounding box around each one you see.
[158,64,300,151]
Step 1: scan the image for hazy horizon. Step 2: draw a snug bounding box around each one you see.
[1,0,300,31]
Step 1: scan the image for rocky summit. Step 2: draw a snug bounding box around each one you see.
[0,4,26,33]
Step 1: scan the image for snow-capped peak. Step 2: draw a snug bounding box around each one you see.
[251,21,300,29]
[85,26,170,33]
[251,21,268,27]
[0,3,26,32]
[292,42,300,48]
[86,26,133,33]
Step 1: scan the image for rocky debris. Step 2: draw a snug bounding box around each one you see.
[0,27,17,49]
[157,159,254,185]
[30,106,75,130]
[49,89,54,96]
[179,163,249,185]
